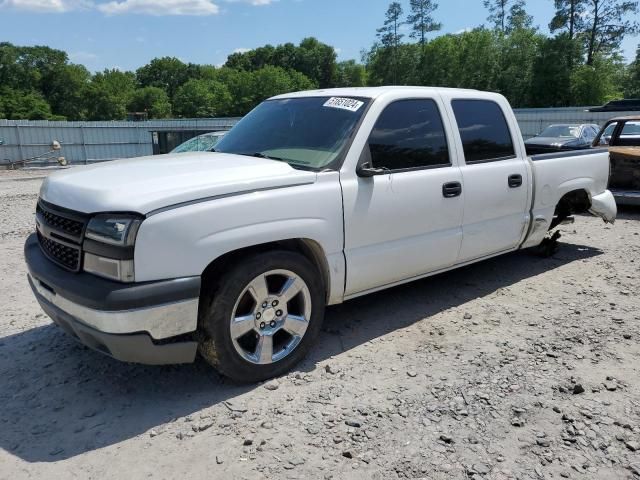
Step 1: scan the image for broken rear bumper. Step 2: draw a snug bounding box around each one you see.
[589,190,617,223]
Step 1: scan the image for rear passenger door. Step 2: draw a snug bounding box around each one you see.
[447,98,530,261]
[341,97,464,296]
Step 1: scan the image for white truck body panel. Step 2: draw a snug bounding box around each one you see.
[522,151,613,248]
[134,172,347,305]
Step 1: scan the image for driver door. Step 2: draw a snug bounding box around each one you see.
[340,96,464,296]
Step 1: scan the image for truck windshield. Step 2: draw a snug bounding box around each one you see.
[214,96,370,170]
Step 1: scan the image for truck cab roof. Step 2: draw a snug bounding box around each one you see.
[271,86,491,101]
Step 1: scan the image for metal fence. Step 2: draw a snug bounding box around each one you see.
[1,107,638,167]
[0,118,240,167]
[514,107,637,139]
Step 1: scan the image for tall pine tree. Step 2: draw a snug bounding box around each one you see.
[406,0,442,47]
[376,2,405,83]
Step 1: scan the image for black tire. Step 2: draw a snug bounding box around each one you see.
[197,250,325,383]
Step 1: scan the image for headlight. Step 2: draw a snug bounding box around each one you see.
[83,214,142,282]
[86,215,141,246]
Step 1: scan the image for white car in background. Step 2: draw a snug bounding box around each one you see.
[171,131,226,153]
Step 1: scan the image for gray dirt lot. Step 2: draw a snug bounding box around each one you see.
[0,170,639,480]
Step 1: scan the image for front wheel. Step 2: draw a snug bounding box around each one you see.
[198,251,325,383]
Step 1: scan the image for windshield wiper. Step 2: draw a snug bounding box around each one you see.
[250,152,287,162]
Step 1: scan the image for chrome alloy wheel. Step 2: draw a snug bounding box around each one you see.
[230,269,312,365]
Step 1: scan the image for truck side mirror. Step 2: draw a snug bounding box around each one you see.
[356,145,386,177]
[357,161,386,177]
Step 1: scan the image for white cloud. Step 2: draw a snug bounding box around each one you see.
[223,0,276,5]
[0,0,275,14]
[0,0,89,12]
[232,47,250,54]
[455,27,472,34]
[69,51,98,62]
[98,0,219,15]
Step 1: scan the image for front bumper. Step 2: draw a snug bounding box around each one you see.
[25,234,200,365]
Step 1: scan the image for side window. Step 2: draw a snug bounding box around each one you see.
[451,99,515,163]
[368,99,450,171]
[599,122,617,145]
[619,121,640,146]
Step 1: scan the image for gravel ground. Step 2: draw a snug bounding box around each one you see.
[0,170,639,480]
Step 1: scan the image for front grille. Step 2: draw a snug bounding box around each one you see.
[37,231,81,271]
[36,202,84,238]
[36,200,87,272]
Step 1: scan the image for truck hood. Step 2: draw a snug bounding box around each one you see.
[39,152,317,214]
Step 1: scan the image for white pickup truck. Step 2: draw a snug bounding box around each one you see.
[25,87,617,382]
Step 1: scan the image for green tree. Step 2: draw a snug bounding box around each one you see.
[293,37,337,88]
[624,45,640,97]
[224,38,337,88]
[406,0,442,47]
[531,34,582,106]
[172,79,232,117]
[550,0,587,40]
[583,0,639,65]
[366,43,421,86]
[419,29,500,90]
[0,43,91,119]
[128,86,172,118]
[84,69,136,120]
[377,2,404,49]
[497,28,544,107]
[46,64,91,120]
[251,66,313,104]
[136,57,200,98]
[484,0,531,34]
[571,54,625,104]
[376,2,405,84]
[0,87,55,120]
[202,67,257,116]
[507,1,533,31]
[335,60,368,87]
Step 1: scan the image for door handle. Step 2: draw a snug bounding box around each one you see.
[508,174,523,188]
[442,181,462,198]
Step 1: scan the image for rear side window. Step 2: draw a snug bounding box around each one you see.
[451,99,515,163]
[368,99,450,171]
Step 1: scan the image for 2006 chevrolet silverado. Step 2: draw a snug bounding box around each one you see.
[25,87,617,382]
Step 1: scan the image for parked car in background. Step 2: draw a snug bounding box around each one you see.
[25,87,616,382]
[593,116,640,206]
[589,99,640,113]
[524,124,600,155]
[171,131,226,153]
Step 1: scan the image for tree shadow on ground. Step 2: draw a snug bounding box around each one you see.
[0,242,601,463]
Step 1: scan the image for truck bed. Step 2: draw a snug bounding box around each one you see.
[521,148,613,248]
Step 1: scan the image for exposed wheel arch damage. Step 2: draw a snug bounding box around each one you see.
[200,239,331,307]
[549,189,591,230]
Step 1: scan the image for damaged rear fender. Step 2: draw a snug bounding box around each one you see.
[589,190,617,224]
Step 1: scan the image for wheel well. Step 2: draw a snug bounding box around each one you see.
[200,239,331,304]
[550,189,591,230]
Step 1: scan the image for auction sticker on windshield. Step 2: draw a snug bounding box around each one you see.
[323,97,365,112]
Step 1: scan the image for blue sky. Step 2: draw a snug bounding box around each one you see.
[1,0,638,72]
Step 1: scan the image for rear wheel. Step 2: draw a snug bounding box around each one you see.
[198,251,325,383]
